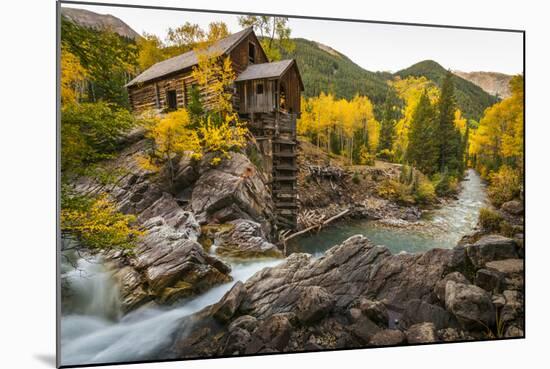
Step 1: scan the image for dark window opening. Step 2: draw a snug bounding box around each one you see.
[256,83,264,95]
[248,42,255,63]
[166,90,177,110]
[279,84,287,111]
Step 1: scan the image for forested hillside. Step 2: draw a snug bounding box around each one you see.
[61,17,139,108]
[280,38,390,104]
[396,60,498,120]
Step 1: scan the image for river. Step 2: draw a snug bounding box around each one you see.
[288,169,488,255]
[60,169,487,366]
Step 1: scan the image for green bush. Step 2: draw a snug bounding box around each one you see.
[352,171,361,184]
[487,165,521,207]
[377,179,415,205]
[479,207,504,232]
[61,102,136,173]
[432,172,459,197]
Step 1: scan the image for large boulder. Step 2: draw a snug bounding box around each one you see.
[401,299,457,330]
[191,153,275,233]
[500,200,524,216]
[131,216,232,304]
[102,188,232,311]
[475,268,503,293]
[355,298,389,326]
[465,235,519,268]
[445,281,495,330]
[173,154,199,192]
[485,259,524,291]
[434,272,470,304]
[222,327,251,355]
[138,194,201,240]
[239,235,467,320]
[211,219,282,258]
[347,314,382,343]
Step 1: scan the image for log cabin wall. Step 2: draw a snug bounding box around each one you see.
[279,65,301,115]
[238,79,277,114]
[128,69,234,113]
[229,33,269,74]
[128,32,267,114]
[128,70,193,113]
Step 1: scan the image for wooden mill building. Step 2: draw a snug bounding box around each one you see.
[126,27,303,230]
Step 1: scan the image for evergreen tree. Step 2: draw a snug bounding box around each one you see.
[406,90,438,175]
[378,91,398,154]
[435,71,462,174]
[187,85,204,128]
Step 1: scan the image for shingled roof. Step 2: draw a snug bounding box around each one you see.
[126,27,253,87]
[235,59,304,90]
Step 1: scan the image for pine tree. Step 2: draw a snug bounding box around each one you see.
[378,91,398,154]
[436,71,462,174]
[406,90,438,175]
[187,85,204,128]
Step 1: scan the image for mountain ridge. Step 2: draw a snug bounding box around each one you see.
[396,60,498,119]
[281,38,391,105]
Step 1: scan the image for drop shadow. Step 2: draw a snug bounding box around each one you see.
[34,353,56,367]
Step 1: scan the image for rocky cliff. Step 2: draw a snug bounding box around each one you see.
[75,135,281,312]
[453,71,513,99]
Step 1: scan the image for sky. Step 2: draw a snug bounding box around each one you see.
[63,4,524,75]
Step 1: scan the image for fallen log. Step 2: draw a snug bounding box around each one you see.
[283,208,350,244]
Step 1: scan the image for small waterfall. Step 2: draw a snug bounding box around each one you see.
[62,255,121,320]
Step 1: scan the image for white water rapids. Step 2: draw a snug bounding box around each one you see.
[60,256,281,366]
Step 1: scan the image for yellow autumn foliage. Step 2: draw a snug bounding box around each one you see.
[147,109,202,161]
[298,93,379,163]
[61,47,87,104]
[470,75,524,178]
[192,50,235,117]
[61,193,144,250]
[199,114,248,165]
